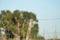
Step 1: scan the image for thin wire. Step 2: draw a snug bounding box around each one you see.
[39,18,60,20]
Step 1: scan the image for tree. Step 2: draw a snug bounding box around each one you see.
[1,10,16,40]
[0,10,8,40]
[22,11,38,40]
[0,10,39,40]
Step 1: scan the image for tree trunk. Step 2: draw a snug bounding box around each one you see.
[14,22,20,40]
[22,20,25,40]
[26,18,33,40]
[1,27,7,40]
[2,34,7,40]
[17,21,20,40]
[15,17,20,40]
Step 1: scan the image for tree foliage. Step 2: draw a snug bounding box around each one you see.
[0,10,39,40]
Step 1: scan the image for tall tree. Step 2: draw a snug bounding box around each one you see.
[1,10,8,40]
[1,10,16,40]
[12,10,21,40]
[22,11,38,40]
[0,10,39,40]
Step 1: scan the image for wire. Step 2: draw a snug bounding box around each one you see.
[39,18,60,21]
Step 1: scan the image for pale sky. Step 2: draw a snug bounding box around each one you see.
[0,0,60,39]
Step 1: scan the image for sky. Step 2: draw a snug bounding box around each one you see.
[0,0,60,39]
